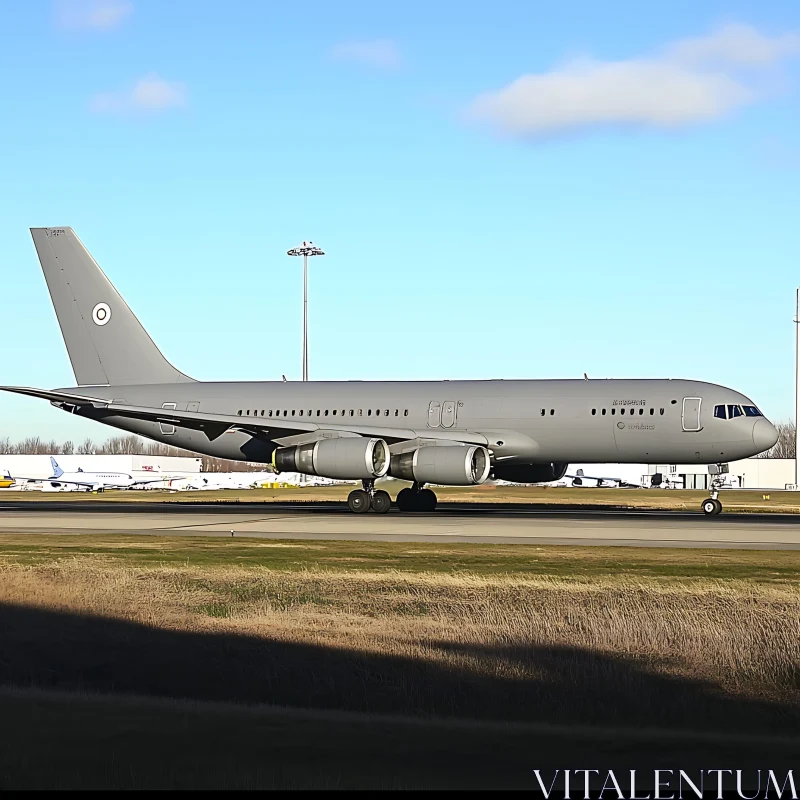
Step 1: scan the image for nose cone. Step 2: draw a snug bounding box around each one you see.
[753,418,779,453]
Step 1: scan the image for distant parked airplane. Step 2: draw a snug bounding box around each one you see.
[12,457,175,493]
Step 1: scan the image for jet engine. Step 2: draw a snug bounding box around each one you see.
[491,462,568,484]
[273,437,389,480]
[389,445,491,486]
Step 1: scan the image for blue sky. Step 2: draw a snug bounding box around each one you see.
[1,0,799,442]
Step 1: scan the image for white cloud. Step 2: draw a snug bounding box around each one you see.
[90,74,187,115]
[466,24,800,138]
[329,39,402,69]
[668,23,800,66]
[55,0,133,31]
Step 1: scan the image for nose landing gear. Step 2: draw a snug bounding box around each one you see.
[701,464,727,515]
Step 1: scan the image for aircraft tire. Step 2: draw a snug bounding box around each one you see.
[347,489,371,514]
[372,490,391,514]
[701,498,721,516]
[395,487,414,512]
[419,488,437,512]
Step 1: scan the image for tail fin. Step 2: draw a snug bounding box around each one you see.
[30,228,194,386]
[50,457,64,478]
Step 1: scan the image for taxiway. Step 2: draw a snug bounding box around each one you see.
[1,501,800,549]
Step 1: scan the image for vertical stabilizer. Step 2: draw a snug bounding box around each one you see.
[30,227,194,386]
[50,457,63,478]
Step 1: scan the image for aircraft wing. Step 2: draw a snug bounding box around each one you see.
[0,386,489,446]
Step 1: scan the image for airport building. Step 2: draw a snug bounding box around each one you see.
[557,458,794,491]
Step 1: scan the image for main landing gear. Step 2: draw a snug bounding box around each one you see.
[701,465,726,515]
[345,482,438,513]
[396,483,437,513]
[347,479,392,515]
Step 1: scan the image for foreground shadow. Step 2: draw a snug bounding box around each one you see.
[1,600,798,728]
[1,601,798,788]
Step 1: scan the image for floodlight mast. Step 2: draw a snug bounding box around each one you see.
[287,242,325,381]
[795,288,799,487]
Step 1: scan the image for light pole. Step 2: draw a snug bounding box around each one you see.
[287,241,325,381]
[795,288,799,487]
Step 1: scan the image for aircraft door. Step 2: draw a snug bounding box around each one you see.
[427,401,441,428]
[682,397,702,432]
[441,401,457,428]
[160,402,177,435]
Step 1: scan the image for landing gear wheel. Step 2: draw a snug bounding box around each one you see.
[702,498,722,516]
[371,490,391,514]
[419,488,437,512]
[396,488,414,512]
[348,489,371,514]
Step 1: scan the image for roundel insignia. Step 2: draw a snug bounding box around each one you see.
[92,302,111,326]
[617,422,625,430]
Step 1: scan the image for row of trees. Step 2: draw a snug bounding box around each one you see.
[0,435,269,473]
[758,422,795,459]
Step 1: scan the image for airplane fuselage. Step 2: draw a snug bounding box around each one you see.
[61,377,775,467]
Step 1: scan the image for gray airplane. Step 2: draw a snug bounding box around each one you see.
[1,228,778,515]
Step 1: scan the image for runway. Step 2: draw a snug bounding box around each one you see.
[1,501,800,548]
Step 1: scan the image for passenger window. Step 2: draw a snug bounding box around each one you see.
[368,409,372,416]
[246,410,250,416]
[332,410,337,416]
[714,405,727,419]
[591,409,596,415]
[350,410,354,416]
[299,410,303,416]
[394,410,398,416]
[358,409,362,416]
[728,404,743,418]
[649,408,654,415]
[659,408,664,415]
[541,409,545,416]
[639,408,644,415]
[384,409,389,416]
[404,410,409,416]
[602,409,606,416]
[611,409,616,415]
[550,409,555,415]
[237,410,242,416]
[621,408,625,415]
[324,410,328,416]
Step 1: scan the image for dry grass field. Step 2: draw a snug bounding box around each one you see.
[1,536,799,788]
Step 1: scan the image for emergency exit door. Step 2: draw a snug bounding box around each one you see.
[682,397,702,432]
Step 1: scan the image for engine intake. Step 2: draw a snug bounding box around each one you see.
[273,437,389,480]
[390,445,491,486]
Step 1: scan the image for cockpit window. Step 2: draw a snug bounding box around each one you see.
[714,405,726,419]
[727,404,743,418]
[742,405,763,417]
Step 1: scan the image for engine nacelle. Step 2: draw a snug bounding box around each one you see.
[491,462,568,484]
[273,437,389,480]
[389,445,491,486]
